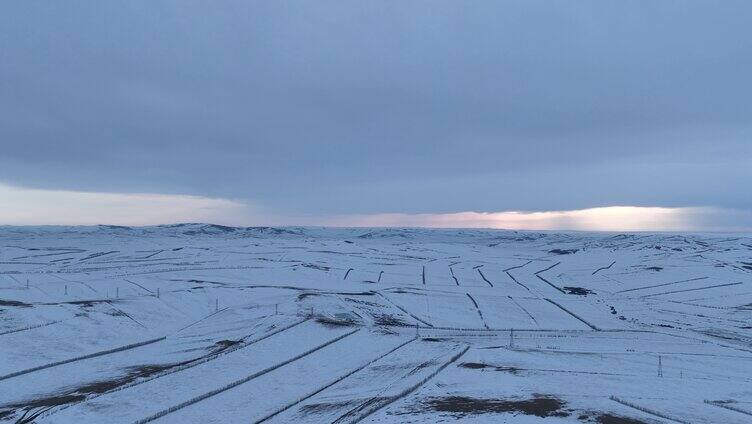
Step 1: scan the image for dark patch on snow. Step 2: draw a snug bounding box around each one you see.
[420,395,569,418]
[563,286,595,296]
[301,263,330,271]
[421,337,448,342]
[211,339,242,352]
[39,299,113,308]
[458,362,521,374]
[645,266,663,271]
[459,362,493,369]
[549,248,578,255]
[0,362,182,422]
[316,313,360,327]
[373,313,408,327]
[98,225,132,230]
[0,299,32,307]
[587,412,650,424]
[333,291,375,296]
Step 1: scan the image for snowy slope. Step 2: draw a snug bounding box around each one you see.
[1,225,751,423]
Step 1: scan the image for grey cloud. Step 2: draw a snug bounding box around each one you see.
[1,1,751,217]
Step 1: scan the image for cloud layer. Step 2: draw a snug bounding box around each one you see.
[2,184,750,232]
[1,1,751,219]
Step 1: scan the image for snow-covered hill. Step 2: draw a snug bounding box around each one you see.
[1,225,751,423]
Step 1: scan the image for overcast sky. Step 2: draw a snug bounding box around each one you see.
[1,1,751,230]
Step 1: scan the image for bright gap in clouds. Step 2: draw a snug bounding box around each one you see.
[324,207,751,232]
[1,183,749,231]
[0,183,253,226]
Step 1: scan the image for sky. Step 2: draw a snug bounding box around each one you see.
[1,1,751,231]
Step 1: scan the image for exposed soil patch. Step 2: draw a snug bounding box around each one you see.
[0,299,32,307]
[211,339,241,352]
[333,291,375,296]
[373,313,408,327]
[576,412,650,424]
[459,362,492,369]
[595,413,649,424]
[0,362,182,421]
[563,286,595,296]
[40,299,113,308]
[344,297,379,307]
[301,263,330,271]
[316,314,359,327]
[390,289,425,295]
[458,362,521,374]
[422,395,569,418]
[549,249,578,255]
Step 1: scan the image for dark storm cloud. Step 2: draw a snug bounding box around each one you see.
[1,0,751,216]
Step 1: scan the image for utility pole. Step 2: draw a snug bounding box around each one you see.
[658,355,663,378]
[510,329,515,349]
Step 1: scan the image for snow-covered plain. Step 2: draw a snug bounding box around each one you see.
[0,224,751,423]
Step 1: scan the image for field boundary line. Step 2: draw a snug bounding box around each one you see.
[34,317,310,421]
[0,320,61,336]
[535,262,560,274]
[505,271,530,291]
[465,293,490,329]
[132,328,360,424]
[536,274,565,294]
[616,277,708,293]
[253,336,419,423]
[0,336,166,382]
[609,396,691,424]
[545,298,599,331]
[704,400,752,416]
[375,292,434,327]
[477,269,494,287]
[641,282,742,298]
[342,344,471,423]
[503,260,532,272]
[592,261,616,275]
